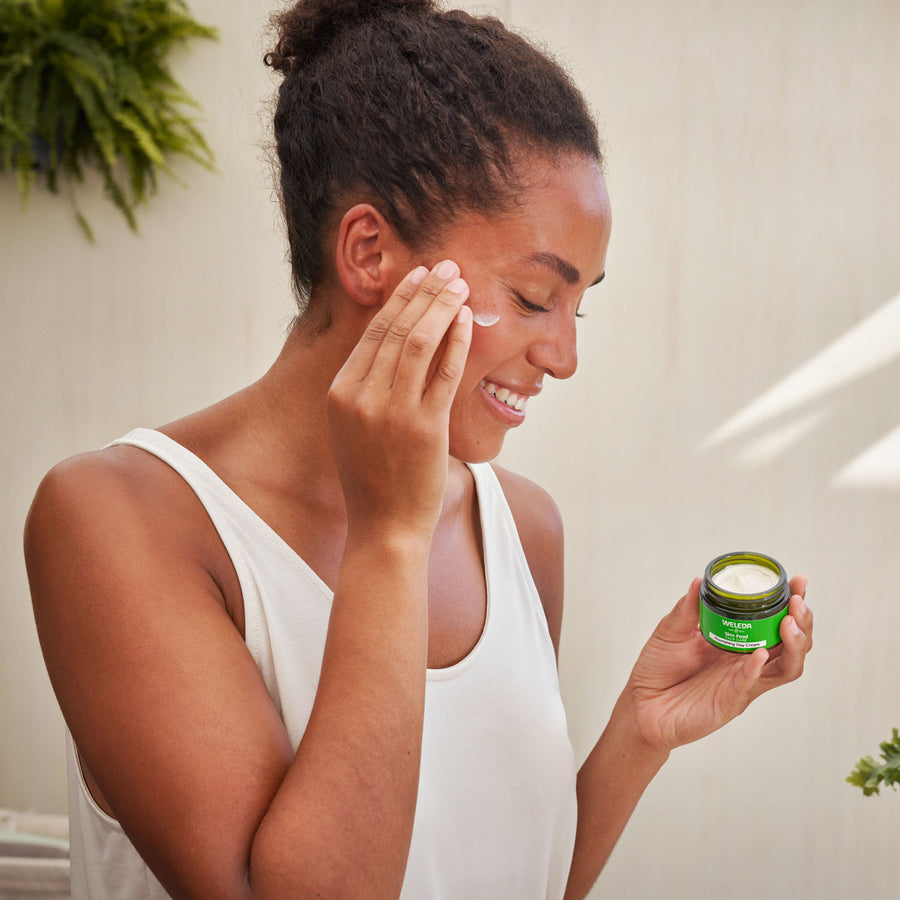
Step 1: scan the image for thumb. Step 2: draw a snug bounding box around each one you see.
[657,577,702,641]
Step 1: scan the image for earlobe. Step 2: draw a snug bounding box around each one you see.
[335,204,398,308]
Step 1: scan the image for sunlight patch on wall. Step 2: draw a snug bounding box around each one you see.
[700,292,900,449]
[699,292,900,487]
[832,423,900,489]
[732,409,830,468]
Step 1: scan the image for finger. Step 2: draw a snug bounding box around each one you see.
[398,259,463,324]
[789,573,808,601]
[367,261,467,387]
[758,610,808,690]
[391,275,470,398]
[788,590,813,653]
[656,578,702,642]
[732,646,769,696]
[422,305,473,410]
[339,266,430,383]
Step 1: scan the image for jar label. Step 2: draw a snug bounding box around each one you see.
[699,601,787,653]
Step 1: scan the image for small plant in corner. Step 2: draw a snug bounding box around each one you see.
[847,728,900,797]
[0,0,217,239]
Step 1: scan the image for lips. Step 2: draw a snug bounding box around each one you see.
[480,379,530,412]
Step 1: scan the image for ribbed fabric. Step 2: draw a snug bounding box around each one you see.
[66,428,577,899]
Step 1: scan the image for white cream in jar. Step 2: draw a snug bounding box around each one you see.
[711,563,779,594]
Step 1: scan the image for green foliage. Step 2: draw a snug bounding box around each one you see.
[847,728,900,797]
[0,0,217,239]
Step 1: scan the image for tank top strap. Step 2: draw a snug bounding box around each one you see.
[466,462,547,626]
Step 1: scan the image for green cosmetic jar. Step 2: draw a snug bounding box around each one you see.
[699,551,790,653]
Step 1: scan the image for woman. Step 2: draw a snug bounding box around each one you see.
[24,1,813,898]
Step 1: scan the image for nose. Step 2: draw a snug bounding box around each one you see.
[526,314,578,380]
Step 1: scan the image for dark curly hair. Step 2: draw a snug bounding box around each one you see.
[265,0,602,331]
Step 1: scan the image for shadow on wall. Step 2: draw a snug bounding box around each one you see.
[698,291,900,488]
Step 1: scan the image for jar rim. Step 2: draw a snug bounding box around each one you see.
[703,551,788,604]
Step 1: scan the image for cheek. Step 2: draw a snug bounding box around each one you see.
[463,320,514,375]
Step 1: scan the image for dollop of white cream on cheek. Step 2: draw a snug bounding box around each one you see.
[467,297,500,327]
[472,311,500,327]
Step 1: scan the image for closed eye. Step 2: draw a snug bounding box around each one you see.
[514,292,549,313]
[516,291,588,319]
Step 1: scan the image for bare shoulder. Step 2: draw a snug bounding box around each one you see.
[26,446,165,581]
[25,443,228,602]
[492,464,565,657]
[27,444,163,526]
[24,440,247,665]
[24,442,236,687]
[491,464,564,544]
[28,442,182,524]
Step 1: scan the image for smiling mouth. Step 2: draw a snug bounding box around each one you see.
[480,380,529,412]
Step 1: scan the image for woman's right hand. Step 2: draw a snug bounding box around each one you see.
[24,263,474,900]
[326,260,473,539]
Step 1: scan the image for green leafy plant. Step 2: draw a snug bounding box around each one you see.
[847,728,900,797]
[0,0,217,239]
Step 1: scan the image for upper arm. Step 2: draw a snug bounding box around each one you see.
[492,465,565,659]
[24,450,292,899]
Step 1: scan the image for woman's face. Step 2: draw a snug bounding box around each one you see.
[428,153,612,463]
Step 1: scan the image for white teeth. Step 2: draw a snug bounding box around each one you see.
[481,380,529,413]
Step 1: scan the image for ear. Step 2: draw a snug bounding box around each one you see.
[334,203,408,308]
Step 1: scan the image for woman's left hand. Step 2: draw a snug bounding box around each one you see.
[623,575,812,753]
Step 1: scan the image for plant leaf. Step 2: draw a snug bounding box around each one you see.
[113,108,165,167]
[847,728,900,797]
[0,0,218,238]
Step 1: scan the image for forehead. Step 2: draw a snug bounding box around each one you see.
[444,153,611,284]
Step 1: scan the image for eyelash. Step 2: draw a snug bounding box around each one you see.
[516,294,547,313]
[515,293,587,319]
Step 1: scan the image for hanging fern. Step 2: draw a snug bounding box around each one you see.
[0,0,217,239]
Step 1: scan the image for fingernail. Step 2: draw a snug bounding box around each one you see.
[410,266,428,285]
[790,617,802,637]
[435,259,458,279]
[446,277,468,297]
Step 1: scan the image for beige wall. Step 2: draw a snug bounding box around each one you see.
[2,1,898,898]
[1,0,293,813]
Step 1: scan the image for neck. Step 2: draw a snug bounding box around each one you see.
[247,317,358,483]
[213,305,471,518]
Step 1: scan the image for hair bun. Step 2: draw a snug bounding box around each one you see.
[266,0,435,72]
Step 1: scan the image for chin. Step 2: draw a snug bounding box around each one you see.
[448,432,506,465]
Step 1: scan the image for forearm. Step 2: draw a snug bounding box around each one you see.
[564,693,669,900]
[250,530,431,899]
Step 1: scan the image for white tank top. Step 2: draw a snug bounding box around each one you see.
[66,428,577,899]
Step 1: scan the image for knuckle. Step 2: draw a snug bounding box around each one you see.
[364,317,392,342]
[385,320,413,345]
[435,285,464,307]
[356,399,381,428]
[405,329,432,355]
[414,278,443,299]
[435,359,462,384]
[326,383,348,410]
[327,381,381,424]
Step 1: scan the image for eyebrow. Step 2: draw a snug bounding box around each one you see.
[520,251,605,287]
